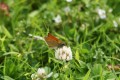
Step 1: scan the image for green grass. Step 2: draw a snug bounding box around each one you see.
[0,0,120,80]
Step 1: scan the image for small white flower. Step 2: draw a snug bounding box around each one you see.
[63,6,71,13]
[113,20,118,28]
[66,0,72,2]
[55,46,72,61]
[37,68,46,78]
[31,68,53,80]
[96,8,106,19]
[54,15,62,24]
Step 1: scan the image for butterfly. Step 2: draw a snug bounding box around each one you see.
[44,33,65,48]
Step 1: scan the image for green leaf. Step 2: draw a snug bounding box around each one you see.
[83,69,91,80]
[0,25,12,38]
[75,50,80,60]
[3,76,14,80]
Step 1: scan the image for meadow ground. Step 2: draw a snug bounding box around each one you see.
[0,0,120,80]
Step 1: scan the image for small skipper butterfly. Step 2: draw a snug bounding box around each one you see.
[44,33,65,48]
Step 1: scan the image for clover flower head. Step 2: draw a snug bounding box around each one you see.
[37,68,46,78]
[31,68,53,80]
[54,15,62,24]
[63,6,71,13]
[96,8,106,19]
[55,46,72,61]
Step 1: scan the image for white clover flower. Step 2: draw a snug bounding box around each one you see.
[66,0,72,2]
[55,46,72,61]
[113,20,118,28]
[63,6,71,13]
[31,68,53,80]
[37,68,46,78]
[96,8,106,19]
[53,15,62,24]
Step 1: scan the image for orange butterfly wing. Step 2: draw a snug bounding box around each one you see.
[44,33,63,48]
